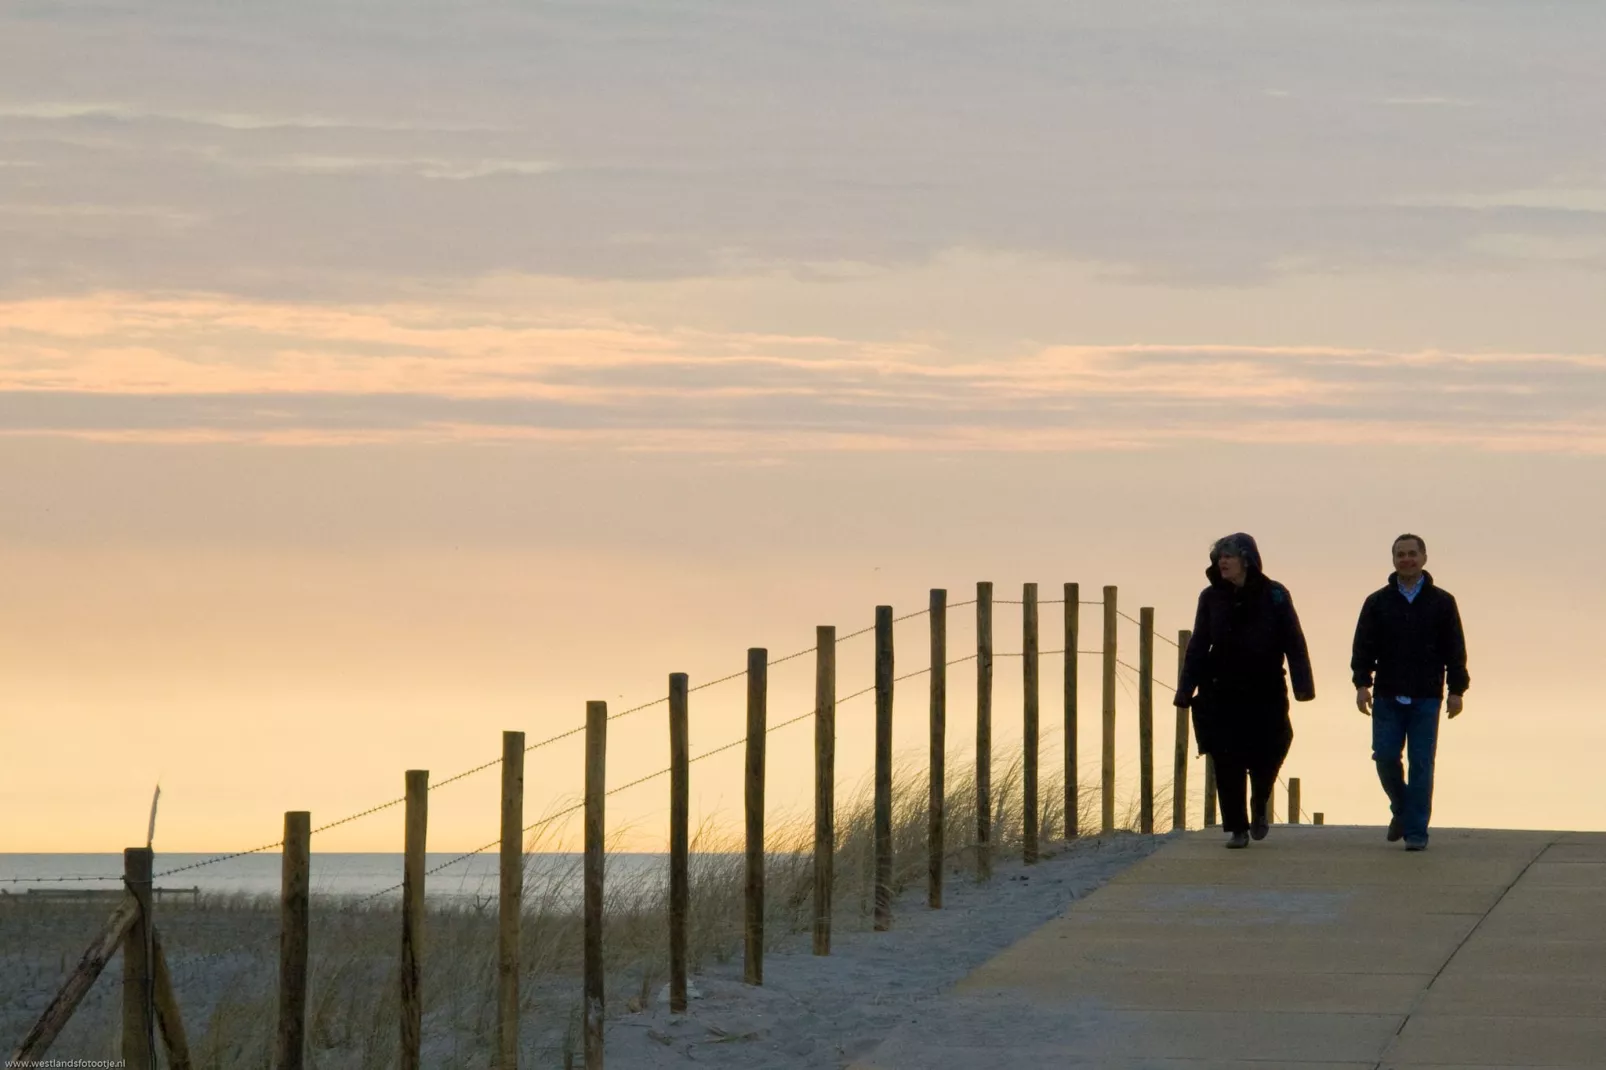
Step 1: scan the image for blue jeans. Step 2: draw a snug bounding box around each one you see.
[1372,696,1442,840]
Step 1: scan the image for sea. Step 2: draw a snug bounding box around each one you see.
[0,853,690,905]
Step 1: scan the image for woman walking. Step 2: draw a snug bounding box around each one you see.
[1174,533,1315,848]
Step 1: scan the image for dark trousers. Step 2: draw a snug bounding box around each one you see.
[1214,753,1281,835]
[1372,697,1443,840]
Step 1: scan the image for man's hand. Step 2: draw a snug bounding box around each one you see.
[1356,687,1372,716]
[1447,694,1464,719]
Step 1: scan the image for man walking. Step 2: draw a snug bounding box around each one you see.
[1352,534,1469,851]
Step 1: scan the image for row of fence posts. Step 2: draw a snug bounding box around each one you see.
[29,583,1323,1069]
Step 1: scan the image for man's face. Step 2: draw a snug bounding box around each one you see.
[1393,539,1426,581]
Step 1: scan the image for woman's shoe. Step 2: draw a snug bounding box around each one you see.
[1226,832,1250,849]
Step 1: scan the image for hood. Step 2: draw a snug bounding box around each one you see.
[1206,531,1263,585]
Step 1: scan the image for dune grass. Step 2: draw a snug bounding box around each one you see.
[10,751,1172,1067]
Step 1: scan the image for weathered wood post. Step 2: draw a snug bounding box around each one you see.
[976,582,994,879]
[745,649,767,983]
[13,897,138,1061]
[813,627,835,955]
[401,771,428,1070]
[929,590,946,909]
[1288,778,1302,825]
[669,676,690,1009]
[122,846,156,1070]
[873,606,895,931]
[498,732,524,1069]
[1173,629,1192,832]
[1064,583,1080,839]
[1314,812,1325,826]
[278,811,311,1070]
[1023,583,1040,864]
[1139,608,1155,835]
[1204,757,1218,828]
[1101,587,1118,834]
[151,929,191,1070]
[583,702,606,1068]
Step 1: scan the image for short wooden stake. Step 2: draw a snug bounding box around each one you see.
[976,582,993,880]
[745,650,767,982]
[1138,607,1155,835]
[1022,583,1040,864]
[1289,778,1302,825]
[1204,756,1218,828]
[278,811,311,1070]
[584,702,607,1067]
[1064,584,1080,839]
[669,676,690,1009]
[123,846,155,1070]
[928,591,946,909]
[873,606,895,930]
[1101,587,1118,834]
[1314,812,1325,826]
[498,733,524,1068]
[1172,629,1192,832]
[813,628,835,955]
[401,771,428,1070]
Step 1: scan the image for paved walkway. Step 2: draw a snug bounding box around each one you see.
[854,826,1606,1069]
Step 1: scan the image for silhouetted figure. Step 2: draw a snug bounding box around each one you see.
[1352,533,1469,852]
[1175,533,1316,849]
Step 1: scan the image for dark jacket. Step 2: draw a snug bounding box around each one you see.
[1174,535,1315,761]
[1351,572,1469,698]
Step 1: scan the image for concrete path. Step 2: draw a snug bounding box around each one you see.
[853,826,1606,1069]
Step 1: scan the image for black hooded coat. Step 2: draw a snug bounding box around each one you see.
[1175,534,1316,765]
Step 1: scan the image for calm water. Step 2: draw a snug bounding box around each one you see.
[0,853,689,904]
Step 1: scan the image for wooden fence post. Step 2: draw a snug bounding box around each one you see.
[928,591,946,909]
[976,582,993,880]
[12,897,138,1061]
[151,928,191,1070]
[813,628,835,956]
[583,703,607,1068]
[123,846,155,1070]
[1173,629,1192,832]
[1023,583,1040,864]
[1204,757,1218,828]
[278,811,310,1070]
[1139,608,1155,835]
[401,771,428,1070]
[1314,812,1325,826]
[499,732,524,1069]
[1101,587,1118,834]
[669,676,690,1009]
[873,607,895,931]
[745,649,767,983]
[1289,778,1302,825]
[1064,584,1080,839]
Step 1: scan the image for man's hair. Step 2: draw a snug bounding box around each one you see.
[1393,533,1427,555]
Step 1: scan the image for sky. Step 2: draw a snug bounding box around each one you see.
[3,1,1605,855]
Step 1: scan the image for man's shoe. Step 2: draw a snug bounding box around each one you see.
[1250,820,1269,841]
[1387,819,1404,843]
[1226,832,1250,849]
[1404,836,1428,852]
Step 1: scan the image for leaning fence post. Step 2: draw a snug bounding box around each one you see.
[278,811,311,1070]
[1172,629,1191,832]
[669,676,690,1009]
[1023,583,1040,864]
[499,732,524,1069]
[584,702,607,1068]
[813,628,835,955]
[873,607,895,931]
[976,582,993,880]
[1204,757,1218,828]
[1288,778,1302,825]
[401,771,428,1070]
[1101,587,1118,834]
[745,649,767,982]
[1064,583,1080,839]
[1138,608,1155,835]
[929,591,946,909]
[151,928,191,1070]
[122,846,156,1070]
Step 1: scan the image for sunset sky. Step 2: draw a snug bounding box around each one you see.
[4,2,1605,855]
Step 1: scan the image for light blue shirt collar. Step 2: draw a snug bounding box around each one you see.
[1398,574,1425,603]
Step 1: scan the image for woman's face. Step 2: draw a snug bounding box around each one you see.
[1216,552,1247,585]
